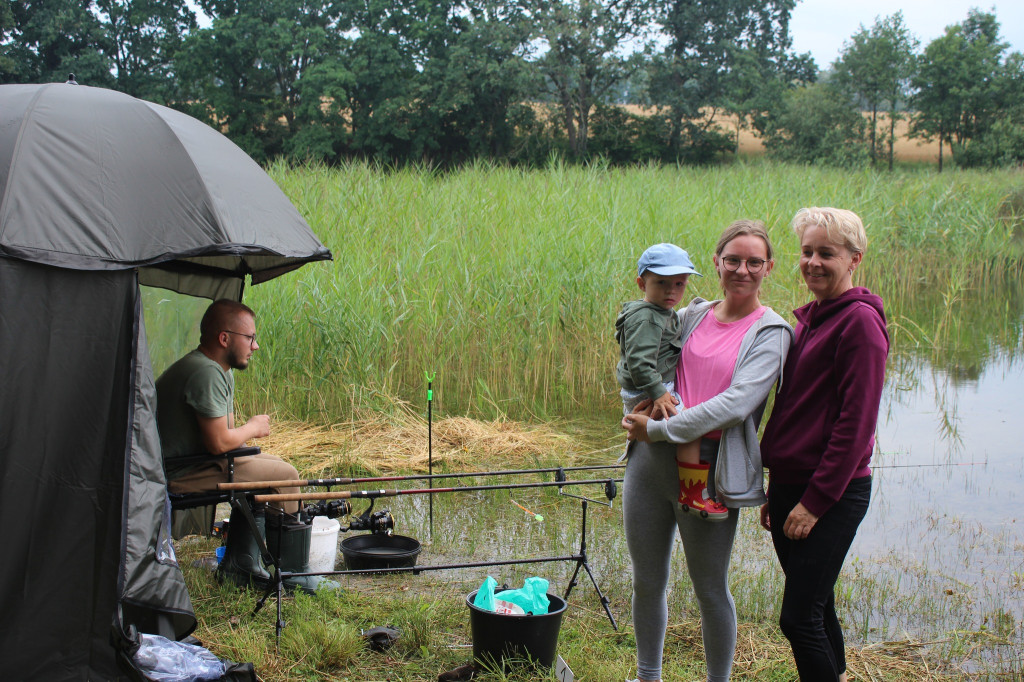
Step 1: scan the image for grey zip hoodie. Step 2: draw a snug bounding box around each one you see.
[645,298,794,508]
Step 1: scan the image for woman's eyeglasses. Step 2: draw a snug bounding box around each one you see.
[721,256,766,273]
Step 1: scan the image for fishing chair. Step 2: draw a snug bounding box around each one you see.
[167,446,261,538]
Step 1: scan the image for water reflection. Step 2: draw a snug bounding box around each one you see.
[848,346,1024,657]
[866,350,1024,552]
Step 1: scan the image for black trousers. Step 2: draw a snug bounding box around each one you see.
[768,476,871,681]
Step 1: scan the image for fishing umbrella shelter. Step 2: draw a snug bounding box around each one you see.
[0,83,331,679]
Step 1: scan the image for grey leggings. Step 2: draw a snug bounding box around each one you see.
[623,439,739,682]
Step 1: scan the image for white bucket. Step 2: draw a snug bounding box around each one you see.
[308,516,340,573]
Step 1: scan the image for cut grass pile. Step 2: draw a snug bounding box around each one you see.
[259,406,587,479]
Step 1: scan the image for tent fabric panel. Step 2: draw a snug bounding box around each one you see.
[119,293,196,639]
[139,266,243,301]
[0,258,133,679]
[152,101,327,257]
[0,85,40,211]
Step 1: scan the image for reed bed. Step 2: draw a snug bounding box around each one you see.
[148,160,1021,424]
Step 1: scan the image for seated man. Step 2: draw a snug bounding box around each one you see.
[156,299,336,593]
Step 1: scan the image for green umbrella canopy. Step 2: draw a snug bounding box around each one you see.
[0,83,332,299]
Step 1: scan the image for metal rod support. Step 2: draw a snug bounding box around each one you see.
[217,464,625,491]
[252,477,623,503]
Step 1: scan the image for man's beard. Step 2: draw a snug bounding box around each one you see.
[227,348,249,370]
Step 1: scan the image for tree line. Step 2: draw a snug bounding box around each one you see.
[2,1,1022,169]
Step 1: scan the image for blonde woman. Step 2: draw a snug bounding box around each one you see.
[759,207,889,681]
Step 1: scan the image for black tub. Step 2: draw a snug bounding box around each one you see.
[340,534,421,571]
[466,590,567,669]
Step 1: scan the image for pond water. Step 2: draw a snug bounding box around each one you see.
[847,345,1024,654]
[867,350,1024,559]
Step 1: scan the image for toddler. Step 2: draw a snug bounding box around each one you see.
[615,243,726,520]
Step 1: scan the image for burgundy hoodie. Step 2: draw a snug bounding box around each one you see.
[761,287,889,517]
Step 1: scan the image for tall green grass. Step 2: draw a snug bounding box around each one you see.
[144,161,1024,425]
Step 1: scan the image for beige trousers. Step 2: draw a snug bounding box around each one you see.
[169,452,301,514]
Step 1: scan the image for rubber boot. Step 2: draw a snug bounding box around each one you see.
[216,507,272,588]
[267,516,341,595]
[677,461,729,521]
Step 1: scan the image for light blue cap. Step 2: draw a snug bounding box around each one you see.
[637,243,702,278]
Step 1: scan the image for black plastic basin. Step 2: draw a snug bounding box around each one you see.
[340,534,421,571]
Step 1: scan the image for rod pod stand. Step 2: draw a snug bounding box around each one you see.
[229,475,624,646]
[223,491,340,647]
[561,497,617,630]
[553,469,617,629]
[222,494,290,644]
[241,496,619,648]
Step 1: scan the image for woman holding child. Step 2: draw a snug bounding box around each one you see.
[621,220,793,682]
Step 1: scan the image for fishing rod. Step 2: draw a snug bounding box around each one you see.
[872,461,987,469]
[216,464,625,492]
[249,476,622,504]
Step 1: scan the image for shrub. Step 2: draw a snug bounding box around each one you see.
[588,105,670,165]
[762,82,870,168]
[958,118,1024,168]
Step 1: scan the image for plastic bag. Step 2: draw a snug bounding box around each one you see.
[132,633,225,682]
[495,576,550,615]
[473,575,498,611]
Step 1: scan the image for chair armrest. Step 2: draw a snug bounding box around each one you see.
[223,445,261,459]
[167,446,261,482]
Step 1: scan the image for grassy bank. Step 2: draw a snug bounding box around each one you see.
[177,532,948,681]
[170,419,1020,680]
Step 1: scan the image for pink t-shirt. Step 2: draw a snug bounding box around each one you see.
[676,305,767,440]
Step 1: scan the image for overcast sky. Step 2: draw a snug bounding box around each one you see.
[790,1,1024,69]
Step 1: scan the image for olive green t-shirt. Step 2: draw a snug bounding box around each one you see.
[155,349,235,479]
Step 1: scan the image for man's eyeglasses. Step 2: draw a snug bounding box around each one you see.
[721,256,766,273]
[224,330,257,347]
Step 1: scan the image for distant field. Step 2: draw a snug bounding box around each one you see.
[736,114,940,162]
[617,106,941,163]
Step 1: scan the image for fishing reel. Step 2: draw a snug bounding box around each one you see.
[302,498,395,535]
[344,499,395,536]
[302,499,352,520]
